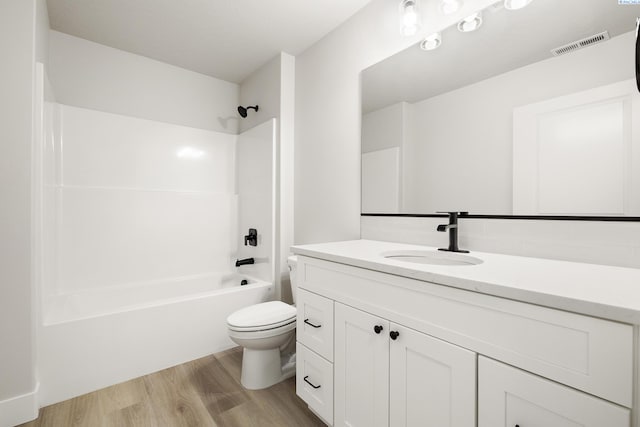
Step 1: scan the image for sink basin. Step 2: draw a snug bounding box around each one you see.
[381,250,483,266]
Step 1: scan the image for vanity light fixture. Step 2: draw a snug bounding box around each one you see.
[457,11,483,32]
[440,0,463,15]
[420,32,442,51]
[504,0,533,10]
[399,0,421,36]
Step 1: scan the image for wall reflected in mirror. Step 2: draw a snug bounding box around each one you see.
[361,0,640,216]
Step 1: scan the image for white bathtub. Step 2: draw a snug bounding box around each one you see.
[38,273,274,406]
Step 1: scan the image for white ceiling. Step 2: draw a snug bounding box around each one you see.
[46,0,373,83]
[363,0,640,113]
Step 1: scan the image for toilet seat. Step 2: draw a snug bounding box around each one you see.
[227,301,296,332]
[228,320,296,341]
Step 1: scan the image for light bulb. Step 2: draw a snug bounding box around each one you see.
[400,0,421,36]
[403,7,417,27]
[440,0,462,15]
[420,32,442,51]
[504,0,533,10]
[457,12,483,33]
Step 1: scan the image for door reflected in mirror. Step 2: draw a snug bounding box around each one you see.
[361,0,640,216]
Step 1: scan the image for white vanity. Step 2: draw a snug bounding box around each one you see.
[292,239,640,427]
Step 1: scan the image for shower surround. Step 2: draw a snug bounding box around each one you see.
[35,67,276,405]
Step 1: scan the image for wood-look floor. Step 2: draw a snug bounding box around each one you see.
[19,347,326,427]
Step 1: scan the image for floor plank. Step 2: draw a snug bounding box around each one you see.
[103,401,156,427]
[18,347,325,427]
[142,364,217,427]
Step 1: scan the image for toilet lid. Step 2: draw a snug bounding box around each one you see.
[227,301,296,330]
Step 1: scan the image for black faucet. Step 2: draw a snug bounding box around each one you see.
[244,228,257,246]
[235,258,255,267]
[436,211,469,253]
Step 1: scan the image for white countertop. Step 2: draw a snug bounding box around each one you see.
[292,239,640,325]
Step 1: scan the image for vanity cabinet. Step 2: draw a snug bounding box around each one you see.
[294,254,635,427]
[478,357,630,427]
[333,302,476,427]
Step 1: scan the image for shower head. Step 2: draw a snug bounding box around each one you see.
[237,105,259,118]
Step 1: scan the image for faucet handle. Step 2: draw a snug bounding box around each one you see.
[244,228,258,246]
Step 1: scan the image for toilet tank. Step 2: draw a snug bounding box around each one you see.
[287,255,298,304]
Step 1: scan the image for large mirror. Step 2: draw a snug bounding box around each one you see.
[361,0,640,217]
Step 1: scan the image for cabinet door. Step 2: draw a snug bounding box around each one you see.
[334,303,390,427]
[478,357,630,427]
[389,324,476,427]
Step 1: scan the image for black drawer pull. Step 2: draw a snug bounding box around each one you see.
[303,376,321,389]
[304,319,321,328]
[374,325,383,334]
[390,331,400,340]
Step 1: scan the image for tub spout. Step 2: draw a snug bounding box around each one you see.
[235,257,255,267]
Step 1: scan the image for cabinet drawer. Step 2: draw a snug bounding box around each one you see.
[297,289,334,361]
[296,343,333,425]
[478,357,630,427]
[298,257,633,407]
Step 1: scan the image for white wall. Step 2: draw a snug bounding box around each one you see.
[402,31,635,214]
[362,147,401,212]
[279,53,296,303]
[239,55,282,133]
[294,0,497,244]
[239,53,296,302]
[0,0,48,425]
[0,0,35,406]
[361,102,406,153]
[361,102,407,213]
[48,31,239,134]
[35,0,49,65]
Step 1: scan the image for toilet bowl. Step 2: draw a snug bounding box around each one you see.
[226,255,299,390]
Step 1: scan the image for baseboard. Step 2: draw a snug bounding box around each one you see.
[0,382,39,427]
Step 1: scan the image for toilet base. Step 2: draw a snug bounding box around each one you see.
[240,347,296,390]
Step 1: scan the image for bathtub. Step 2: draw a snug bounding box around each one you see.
[38,273,274,406]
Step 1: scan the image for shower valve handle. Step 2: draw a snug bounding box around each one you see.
[244,228,258,246]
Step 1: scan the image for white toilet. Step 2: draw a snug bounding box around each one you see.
[227,255,299,390]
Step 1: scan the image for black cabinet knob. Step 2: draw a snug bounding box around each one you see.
[390,331,400,340]
[374,325,383,334]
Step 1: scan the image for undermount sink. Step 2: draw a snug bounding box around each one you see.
[381,250,483,266]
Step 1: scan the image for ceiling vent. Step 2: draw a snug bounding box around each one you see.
[551,31,610,57]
